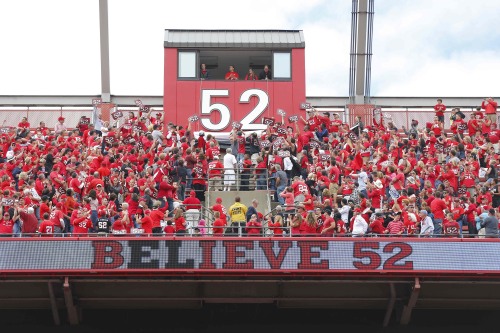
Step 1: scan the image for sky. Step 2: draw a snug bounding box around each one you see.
[0,0,498,98]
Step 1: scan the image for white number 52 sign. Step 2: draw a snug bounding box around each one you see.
[201,89,269,131]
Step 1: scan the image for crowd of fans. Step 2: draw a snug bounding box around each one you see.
[0,97,499,238]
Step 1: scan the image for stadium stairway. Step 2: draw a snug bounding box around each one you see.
[205,190,272,224]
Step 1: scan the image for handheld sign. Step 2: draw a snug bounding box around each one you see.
[262,117,275,126]
[309,141,320,149]
[80,117,90,125]
[188,115,199,123]
[288,115,299,123]
[348,132,358,142]
[259,140,271,149]
[92,98,102,106]
[277,109,286,116]
[300,102,311,110]
[139,106,150,113]
[277,150,290,158]
[135,99,143,107]
[111,110,123,120]
[104,136,115,145]
[2,198,14,206]
[320,154,330,161]
[276,127,287,135]
[232,122,242,129]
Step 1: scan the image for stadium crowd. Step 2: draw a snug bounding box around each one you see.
[0,97,499,238]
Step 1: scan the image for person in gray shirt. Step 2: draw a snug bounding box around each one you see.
[480,208,499,238]
[275,164,288,204]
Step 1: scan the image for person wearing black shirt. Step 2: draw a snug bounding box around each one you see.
[258,65,272,80]
[96,217,111,234]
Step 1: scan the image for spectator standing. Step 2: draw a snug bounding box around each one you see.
[208,156,223,191]
[419,210,434,237]
[245,199,259,222]
[223,148,237,191]
[430,192,446,235]
[212,211,226,236]
[246,214,262,235]
[19,207,38,235]
[384,212,404,235]
[351,208,368,237]
[480,208,499,238]
[350,168,369,198]
[275,165,288,204]
[228,196,248,236]
[38,213,55,236]
[482,97,498,124]
[434,98,446,123]
[54,116,67,135]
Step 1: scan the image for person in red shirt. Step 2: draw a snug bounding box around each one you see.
[18,116,30,130]
[19,207,39,235]
[173,207,187,235]
[320,214,335,237]
[183,190,201,211]
[434,98,446,123]
[211,197,227,223]
[208,156,223,191]
[138,209,153,234]
[301,212,318,236]
[0,207,17,236]
[482,97,498,124]
[384,212,405,235]
[224,65,239,80]
[163,220,175,235]
[50,203,67,234]
[72,207,92,235]
[443,212,460,237]
[212,211,226,236]
[38,213,55,236]
[246,214,262,235]
[268,214,284,236]
[430,192,447,235]
[369,213,386,235]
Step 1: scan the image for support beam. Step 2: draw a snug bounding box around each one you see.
[63,277,79,326]
[48,282,61,326]
[400,277,421,325]
[99,0,111,102]
[383,283,396,327]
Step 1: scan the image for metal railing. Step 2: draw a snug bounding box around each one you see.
[3,231,498,238]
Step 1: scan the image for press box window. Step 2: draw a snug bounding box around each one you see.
[178,51,197,78]
[273,52,291,79]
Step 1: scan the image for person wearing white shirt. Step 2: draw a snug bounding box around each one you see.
[419,210,435,236]
[339,198,351,225]
[223,148,237,191]
[352,208,368,236]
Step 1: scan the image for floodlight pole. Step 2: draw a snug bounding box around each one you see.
[99,0,111,102]
[349,0,374,104]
